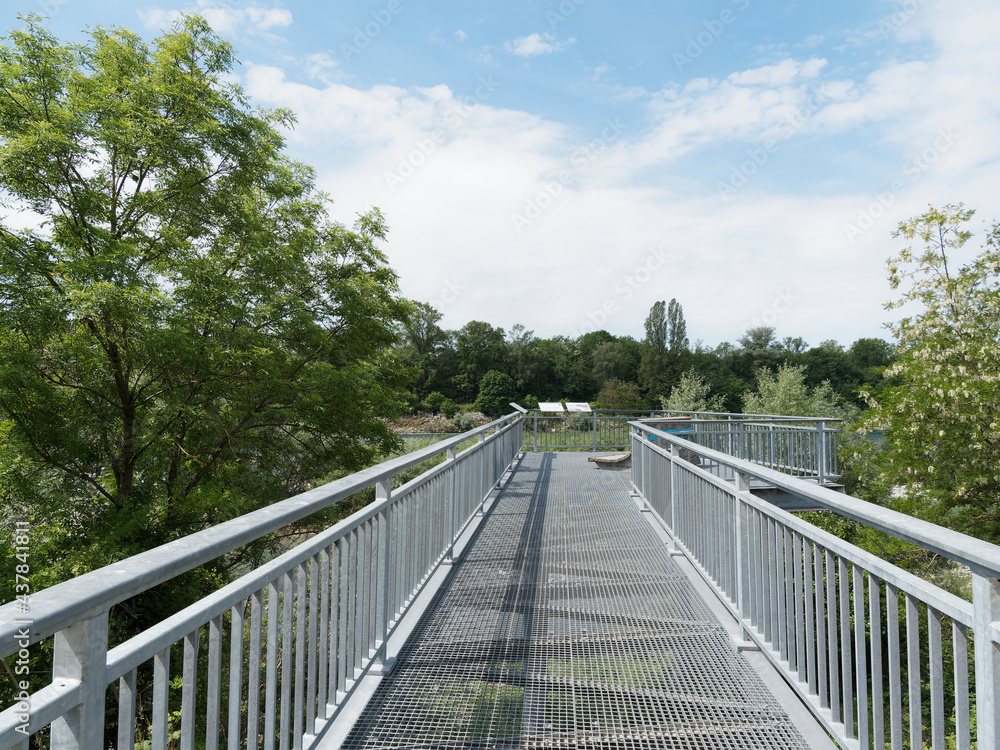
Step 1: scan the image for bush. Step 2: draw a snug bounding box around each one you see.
[595,378,646,411]
[473,371,519,418]
[423,391,446,413]
[440,398,459,419]
[453,412,479,432]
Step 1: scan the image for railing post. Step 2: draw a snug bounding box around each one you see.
[668,441,679,542]
[445,446,458,563]
[973,572,1000,749]
[533,411,538,452]
[736,421,745,460]
[477,433,487,514]
[50,612,110,750]
[375,474,393,670]
[816,421,827,485]
[733,472,751,643]
[592,411,598,452]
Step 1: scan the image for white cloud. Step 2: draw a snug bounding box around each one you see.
[505,33,575,57]
[139,2,292,37]
[455,29,468,42]
[231,0,1000,346]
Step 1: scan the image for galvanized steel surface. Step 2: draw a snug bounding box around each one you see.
[341,452,810,750]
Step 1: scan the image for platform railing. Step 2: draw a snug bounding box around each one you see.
[519,407,840,482]
[631,421,1000,750]
[0,413,525,750]
[673,415,841,484]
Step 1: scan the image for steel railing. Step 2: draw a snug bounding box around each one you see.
[518,408,840,483]
[0,413,525,750]
[630,421,1000,750]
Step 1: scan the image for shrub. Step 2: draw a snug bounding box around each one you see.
[473,371,518,418]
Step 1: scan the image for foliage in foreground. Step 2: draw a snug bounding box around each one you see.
[0,17,410,625]
[860,204,1000,542]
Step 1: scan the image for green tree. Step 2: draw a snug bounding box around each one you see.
[0,17,409,612]
[455,320,506,395]
[591,338,641,386]
[742,364,853,419]
[473,370,518,418]
[860,204,1000,540]
[661,370,724,413]
[595,378,646,410]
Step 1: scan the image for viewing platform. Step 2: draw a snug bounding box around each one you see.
[1,410,998,750]
[329,451,825,750]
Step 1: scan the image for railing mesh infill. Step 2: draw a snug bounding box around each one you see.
[340,452,811,750]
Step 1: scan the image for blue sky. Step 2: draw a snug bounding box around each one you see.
[8,0,1000,347]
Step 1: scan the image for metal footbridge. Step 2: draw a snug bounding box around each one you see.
[338,452,812,750]
[2,410,999,750]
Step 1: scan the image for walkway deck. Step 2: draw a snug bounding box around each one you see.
[337,453,815,750]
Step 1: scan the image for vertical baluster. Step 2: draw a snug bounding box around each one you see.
[337,538,348,697]
[928,608,944,750]
[840,557,854,738]
[806,539,818,695]
[317,549,330,720]
[783,526,794,667]
[181,629,198,750]
[248,591,262,750]
[905,593,921,750]
[346,530,358,681]
[118,669,137,750]
[869,574,885,750]
[228,604,245,750]
[826,550,839,720]
[264,581,278,750]
[308,555,319,734]
[852,565,868,748]
[768,518,780,650]
[206,616,222,750]
[952,622,971,750]
[794,532,806,681]
[813,542,831,708]
[886,584,902,750]
[152,647,170,750]
[280,570,294,750]
[293,563,306,749]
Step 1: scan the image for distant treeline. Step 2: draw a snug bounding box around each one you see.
[396,299,895,413]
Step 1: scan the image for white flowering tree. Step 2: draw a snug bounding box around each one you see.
[860,204,1000,541]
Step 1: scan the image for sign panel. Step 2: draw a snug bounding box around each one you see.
[565,402,592,412]
[537,402,565,412]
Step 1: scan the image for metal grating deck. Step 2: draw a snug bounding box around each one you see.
[340,452,812,750]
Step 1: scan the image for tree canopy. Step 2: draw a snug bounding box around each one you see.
[0,16,410,600]
[860,205,1000,541]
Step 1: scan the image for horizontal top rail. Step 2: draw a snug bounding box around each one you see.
[663,409,844,422]
[631,420,1000,579]
[0,411,523,657]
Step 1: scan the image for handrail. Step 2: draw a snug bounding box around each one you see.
[664,409,844,422]
[0,412,525,749]
[630,420,1000,750]
[631,421,998,575]
[0,411,520,656]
